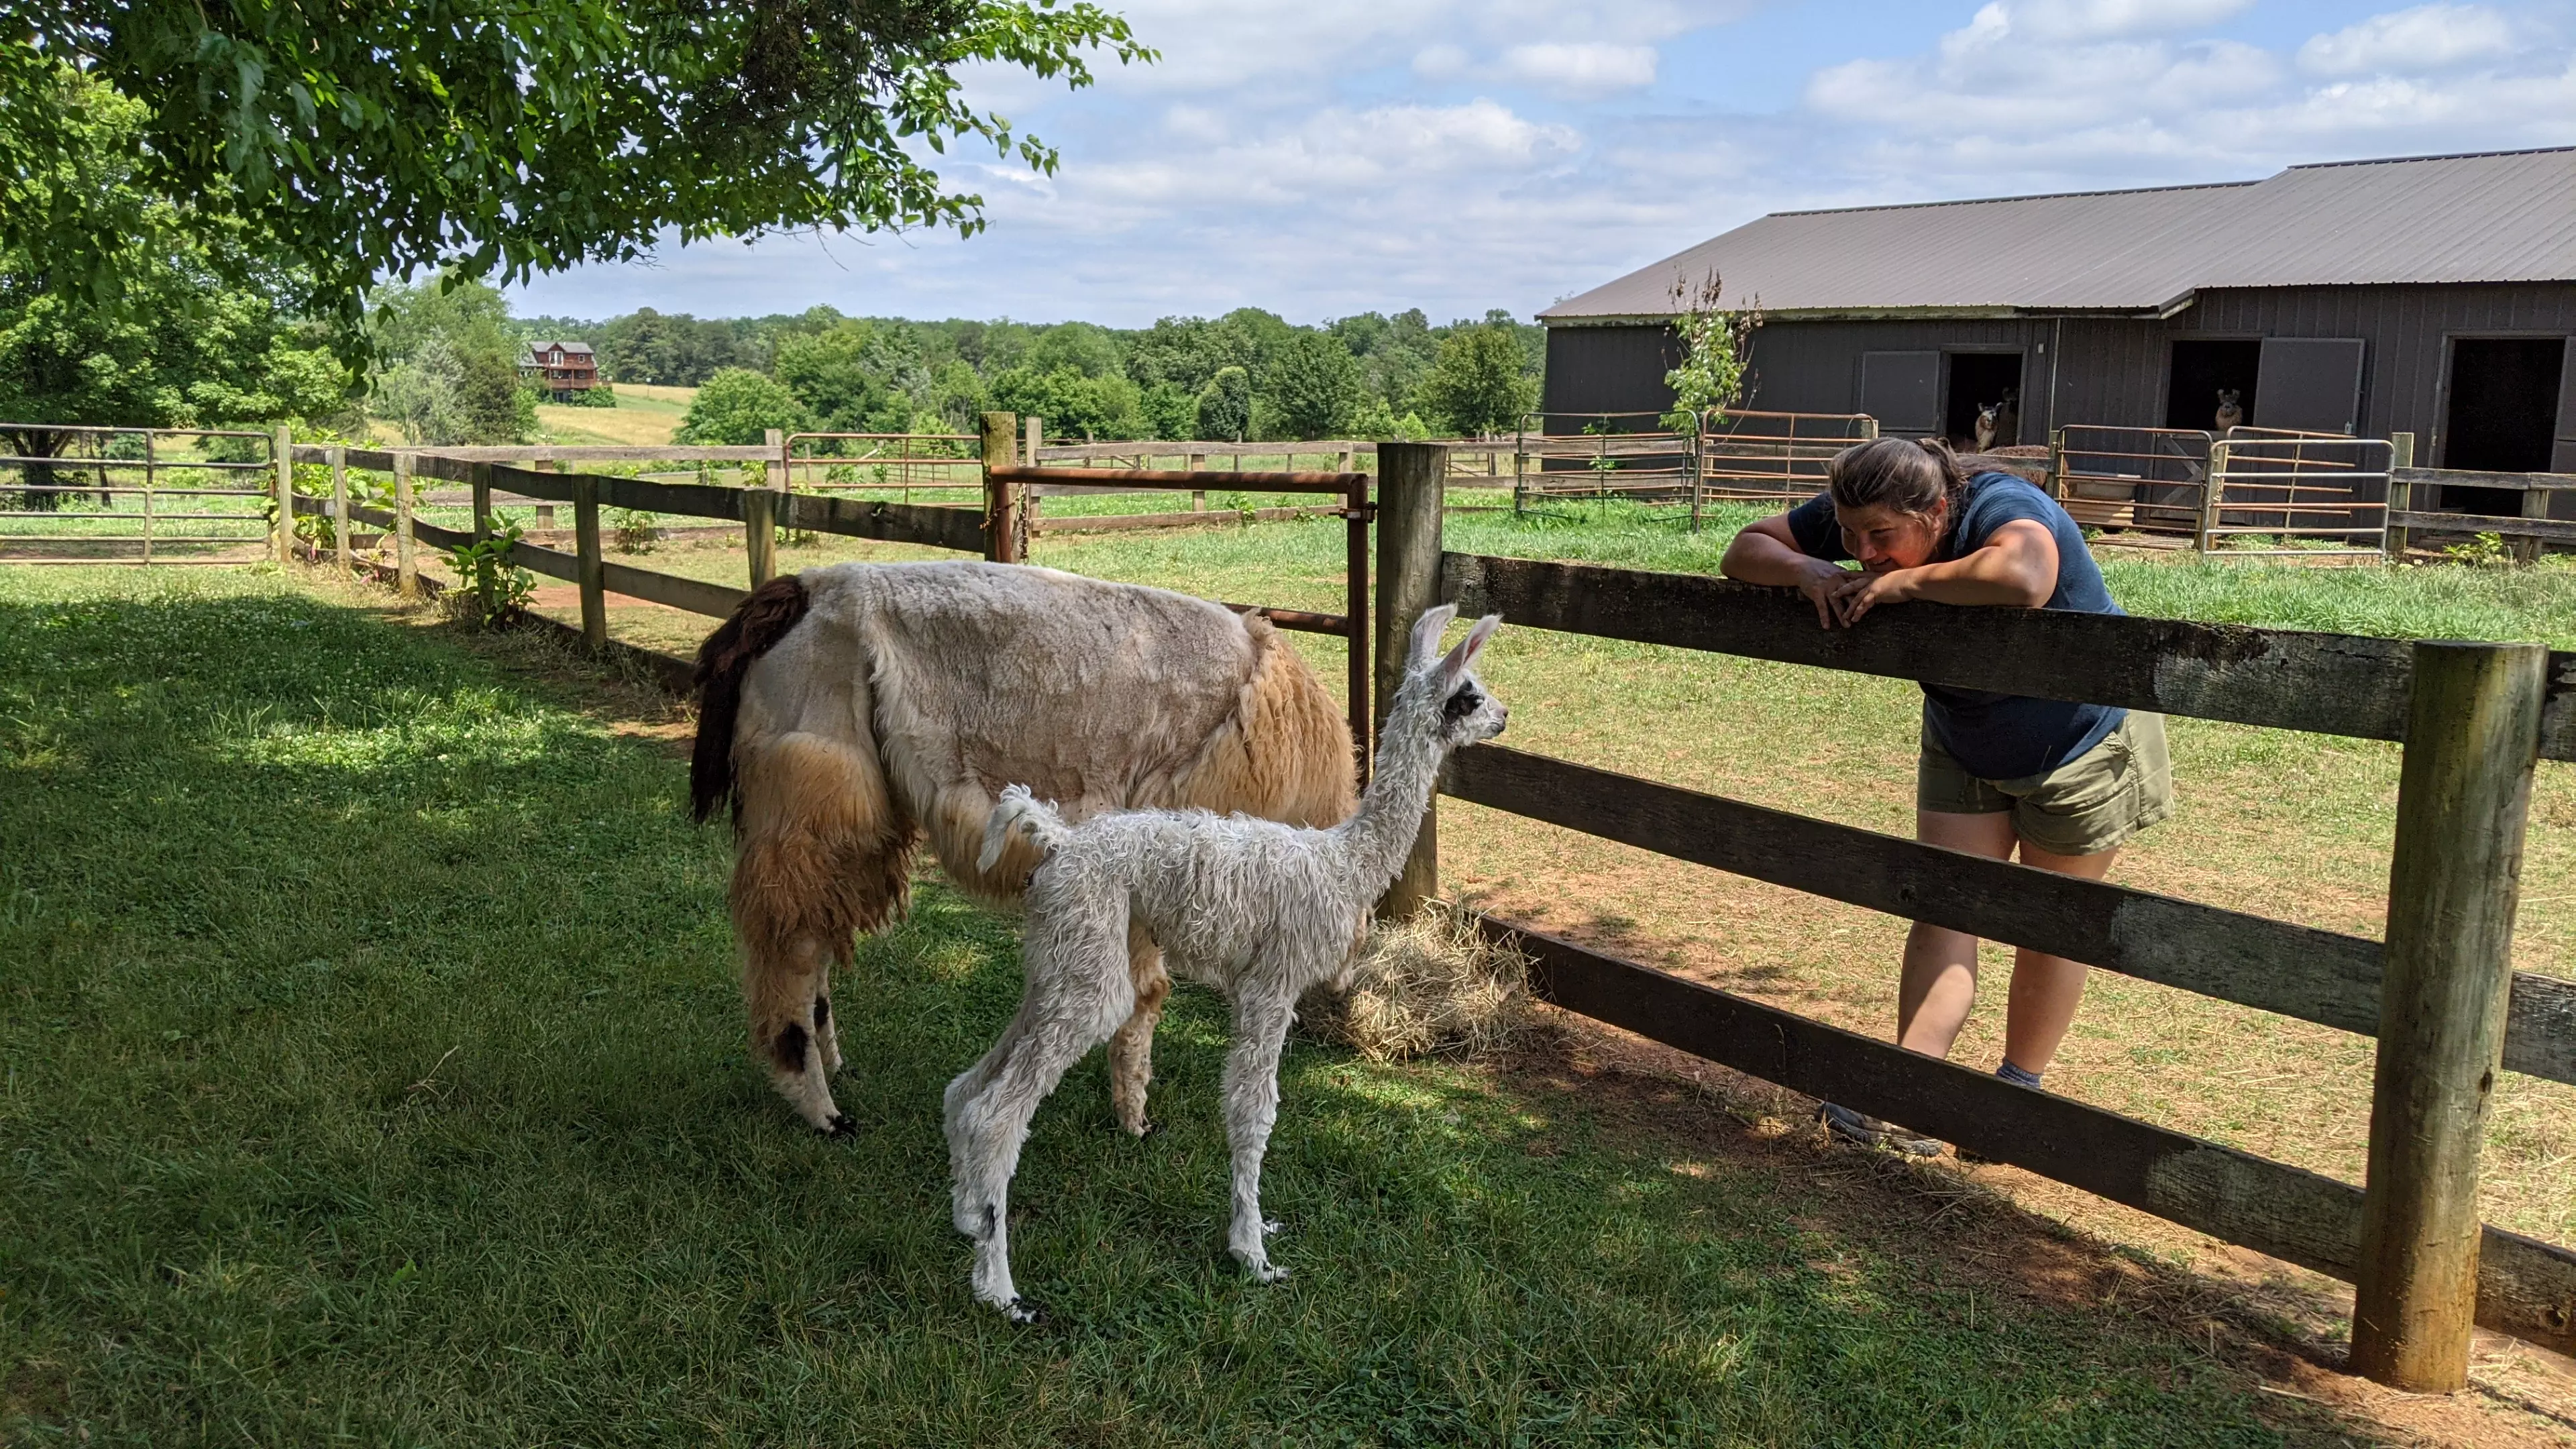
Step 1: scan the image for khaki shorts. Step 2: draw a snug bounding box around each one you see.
[1919,710,2174,857]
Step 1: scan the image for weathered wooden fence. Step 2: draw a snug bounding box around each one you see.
[284,412,1379,767]
[1362,441,2576,1392]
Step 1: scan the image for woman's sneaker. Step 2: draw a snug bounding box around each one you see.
[1818,1103,1942,1157]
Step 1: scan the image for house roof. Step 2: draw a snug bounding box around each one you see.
[525,340,596,357]
[1540,147,2576,323]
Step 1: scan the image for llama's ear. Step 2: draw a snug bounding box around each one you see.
[1407,604,1458,667]
[1440,613,1501,682]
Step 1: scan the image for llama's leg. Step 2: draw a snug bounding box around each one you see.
[945,922,1135,1319]
[747,934,848,1134]
[1220,989,1297,1283]
[812,971,843,1076]
[1107,920,1169,1136]
[731,730,913,1134]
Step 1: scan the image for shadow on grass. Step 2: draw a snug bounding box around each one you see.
[0,573,2398,1446]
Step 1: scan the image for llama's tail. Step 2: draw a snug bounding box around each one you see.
[978,784,1070,874]
[690,575,812,825]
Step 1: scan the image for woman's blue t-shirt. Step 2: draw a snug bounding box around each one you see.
[1783,472,2125,782]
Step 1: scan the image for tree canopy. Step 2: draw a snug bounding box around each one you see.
[11,1,1150,344]
[0,70,348,460]
[676,368,812,445]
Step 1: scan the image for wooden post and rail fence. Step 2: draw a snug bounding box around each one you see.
[267,432,2576,1390]
[1365,443,2576,1391]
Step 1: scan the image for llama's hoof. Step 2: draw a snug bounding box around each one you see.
[1249,1262,1290,1285]
[1261,1218,1283,1236]
[822,1112,857,1139]
[1129,1118,1157,1138]
[1002,1297,1048,1326]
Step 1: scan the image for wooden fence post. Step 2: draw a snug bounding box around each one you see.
[2351,639,2548,1390]
[393,452,419,598]
[981,411,1022,564]
[765,427,790,494]
[2047,427,2068,500]
[574,473,607,649]
[533,455,556,533]
[744,488,777,587]
[1189,451,1206,511]
[2198,439,2227,555]
[1374,441,1447,918]
[329,445,350,572]
[470,462,496,619]
[272,425,293,563]
[2387,433,2414,561]
[1022,417,1044,536]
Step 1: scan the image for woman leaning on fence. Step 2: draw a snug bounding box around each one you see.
[1720,437,2174,1155]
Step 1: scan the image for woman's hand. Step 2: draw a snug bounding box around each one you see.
[1829,566,1920,627]
[1789,556,1858,629]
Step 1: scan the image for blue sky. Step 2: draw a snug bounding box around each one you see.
[509,1,2576,326]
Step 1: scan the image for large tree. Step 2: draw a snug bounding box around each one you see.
[0,70,347,500]
[11,0,1149,345]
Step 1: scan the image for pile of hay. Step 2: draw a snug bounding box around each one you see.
[1303,904,1535,1063]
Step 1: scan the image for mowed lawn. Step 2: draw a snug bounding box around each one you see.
[527,507,2576,1258]
[0,565,2379,1445]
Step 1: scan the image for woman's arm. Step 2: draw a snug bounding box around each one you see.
[1829,519,2057,626]
[1722,514,1854,629]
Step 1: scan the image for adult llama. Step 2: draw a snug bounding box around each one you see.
[692,560,1356,1135]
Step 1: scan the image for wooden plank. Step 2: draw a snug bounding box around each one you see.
[2388,511,2576,545]
[598,560,749,619]
[1477,915,2576,1356]
[1442,552,2576,762]
[2395,468,2576,494]
[2353,641,2551,1389]
[504,538,580,584]
[1440,743,2576,1087]
[782,492,985,553]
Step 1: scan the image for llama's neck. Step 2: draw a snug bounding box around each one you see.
[1332,679,1452,888]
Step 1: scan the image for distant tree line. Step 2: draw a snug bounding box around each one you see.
[515,301,1546,445]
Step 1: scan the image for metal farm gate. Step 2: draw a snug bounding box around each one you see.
[0,425,278,564]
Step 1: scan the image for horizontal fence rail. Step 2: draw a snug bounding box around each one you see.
[1440,553,2576,762]
[1475,915,2576,1357]
[1440,744,2576,1085]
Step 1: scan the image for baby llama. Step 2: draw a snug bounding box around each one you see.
[945,605,1509,1321]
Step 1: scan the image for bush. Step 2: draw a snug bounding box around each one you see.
[1417,325,1538,437]
[1195,366,1251,443]
[674,368,811,445]
[564,382,618,409]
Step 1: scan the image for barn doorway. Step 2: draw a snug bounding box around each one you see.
[2441,338,2565,516]
[1942,353,2024,447]
[2165,340,2261,432]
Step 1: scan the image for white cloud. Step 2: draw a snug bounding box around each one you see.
[2298,5,2516,75]
[509,2,2576,328]
[2004,0,2254,43]
[1496,42,1659,96]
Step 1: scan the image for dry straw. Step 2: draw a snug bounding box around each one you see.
[1304,904,1536,1063]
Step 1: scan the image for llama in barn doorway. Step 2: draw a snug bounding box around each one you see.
[2214,389,2244,432]
[692,561,1356,1136]
[947,605,1508,1321]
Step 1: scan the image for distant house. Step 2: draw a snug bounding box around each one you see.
[1541,147,2576,519]
[521,341,601,398]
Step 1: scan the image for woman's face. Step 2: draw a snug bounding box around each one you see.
[1835,500,1945,572]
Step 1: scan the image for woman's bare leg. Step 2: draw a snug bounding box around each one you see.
[1897,810,2017,1057]
[2000,839,2119,1077]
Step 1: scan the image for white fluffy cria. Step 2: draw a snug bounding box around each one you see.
[945,604,1509,1318]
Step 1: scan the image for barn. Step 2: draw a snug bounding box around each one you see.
[1539,147,2576,521]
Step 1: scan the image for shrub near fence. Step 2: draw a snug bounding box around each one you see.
[1359,442,2576,1393]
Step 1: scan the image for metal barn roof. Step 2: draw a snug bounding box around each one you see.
[1540,148,2576,323]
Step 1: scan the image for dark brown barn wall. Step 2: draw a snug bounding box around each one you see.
[1540,325,1680,422]
[1547,284,2576,499]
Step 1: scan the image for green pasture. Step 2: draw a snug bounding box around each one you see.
[0,566,2385,1445]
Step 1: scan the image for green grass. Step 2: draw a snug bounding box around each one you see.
[0,566,2348,1445]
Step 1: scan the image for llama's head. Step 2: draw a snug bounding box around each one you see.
[1404,604,1509,747]
[1976,402,2000,427]
[2216,388,2241,409]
